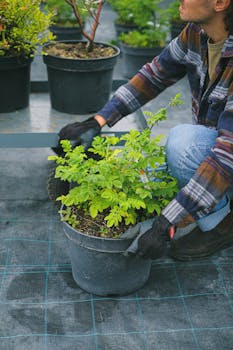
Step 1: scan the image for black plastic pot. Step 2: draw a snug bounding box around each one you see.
[114,21,139,38]
[0,56,32,113]
[50,25,83,41]
[43,41,120,114]
[120,43,163,79]
[63,220,152,296]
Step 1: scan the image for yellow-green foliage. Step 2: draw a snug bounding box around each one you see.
[119,28,167,48]
[0,0,54,57]
[108,0,162,28]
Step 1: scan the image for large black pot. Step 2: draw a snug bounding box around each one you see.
[114,21,139,38]
[43,41,120,114]
[63,219,152,296]
[120,43,163,79]
[0,56,32,113]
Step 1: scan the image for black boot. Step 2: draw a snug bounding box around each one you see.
[170,209,233,261]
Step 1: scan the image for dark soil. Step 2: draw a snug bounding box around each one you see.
[65,207,130,239]
[44,42,117,59]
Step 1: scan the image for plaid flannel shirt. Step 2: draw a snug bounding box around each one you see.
[98,23,233,227]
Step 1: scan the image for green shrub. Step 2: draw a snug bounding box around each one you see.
[119,27,167,48]
[163,0,181,24]
[49,94,183,237]
[0,0,54,58]
[108,0,162,28]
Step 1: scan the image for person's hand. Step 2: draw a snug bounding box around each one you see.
[122,215,171,259]
[136,215,171,259]
[53,117,101,155]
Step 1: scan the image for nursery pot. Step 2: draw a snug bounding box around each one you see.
[63,220,152,296]
[120,43,163,79]
[0,56,32,113]
[114,21,139,38]
[43,41,120,114]
[50,25,83,41]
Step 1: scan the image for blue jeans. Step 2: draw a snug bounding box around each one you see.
[166,124,232,231]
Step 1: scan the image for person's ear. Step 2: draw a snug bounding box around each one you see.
[214,0,231,12]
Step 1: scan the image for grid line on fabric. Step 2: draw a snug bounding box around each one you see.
[90,294,99,350]
[44,218,53,350]
[0,239,12,302]
[1,326,233,339]
[0,203,17,303]
[135,292,150,350]
[0,290,231,306]
[212,260,233,315]
[173,264,202,349]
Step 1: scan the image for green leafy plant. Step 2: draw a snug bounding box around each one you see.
[0,0,54,58]
[119,27,167,48]
[49,94,183,237]
[159,0,186,39]
[115,0,168,48]
[107,0,159,28]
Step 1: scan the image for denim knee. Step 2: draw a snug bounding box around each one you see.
[166,124,192,170]
[166,124,217,188]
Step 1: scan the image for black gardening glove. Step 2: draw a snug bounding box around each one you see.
[53,117,101,156]
[127,215,171,260]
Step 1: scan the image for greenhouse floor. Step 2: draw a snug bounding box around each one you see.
[1,3,233,350]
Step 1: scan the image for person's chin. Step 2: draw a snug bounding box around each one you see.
[179,13,187,22]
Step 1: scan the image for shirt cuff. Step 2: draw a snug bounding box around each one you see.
[97,96,125,127]
[162,198,196,227]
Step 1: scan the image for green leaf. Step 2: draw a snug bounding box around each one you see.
[89,205,98,218]
[135,187,152,199]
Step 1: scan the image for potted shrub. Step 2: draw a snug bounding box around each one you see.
[116,0,168,78]
[107,0,157,38]
[48,95,181,296]
[0,0,54,113]
[119,24,167,79]
[45,0,87,41]
[43,0,120,114]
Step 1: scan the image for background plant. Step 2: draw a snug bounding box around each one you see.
[49,94,183,236]
[107,0,159,28]
[119,27,167,48]
[115,0,168,48]
[161,0,181,25]
[45,0,87,27]
[0,0,54,58]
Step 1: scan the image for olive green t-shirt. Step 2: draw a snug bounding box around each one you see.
[207,38,225,80]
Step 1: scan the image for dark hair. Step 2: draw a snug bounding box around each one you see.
[225,0,233,33]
